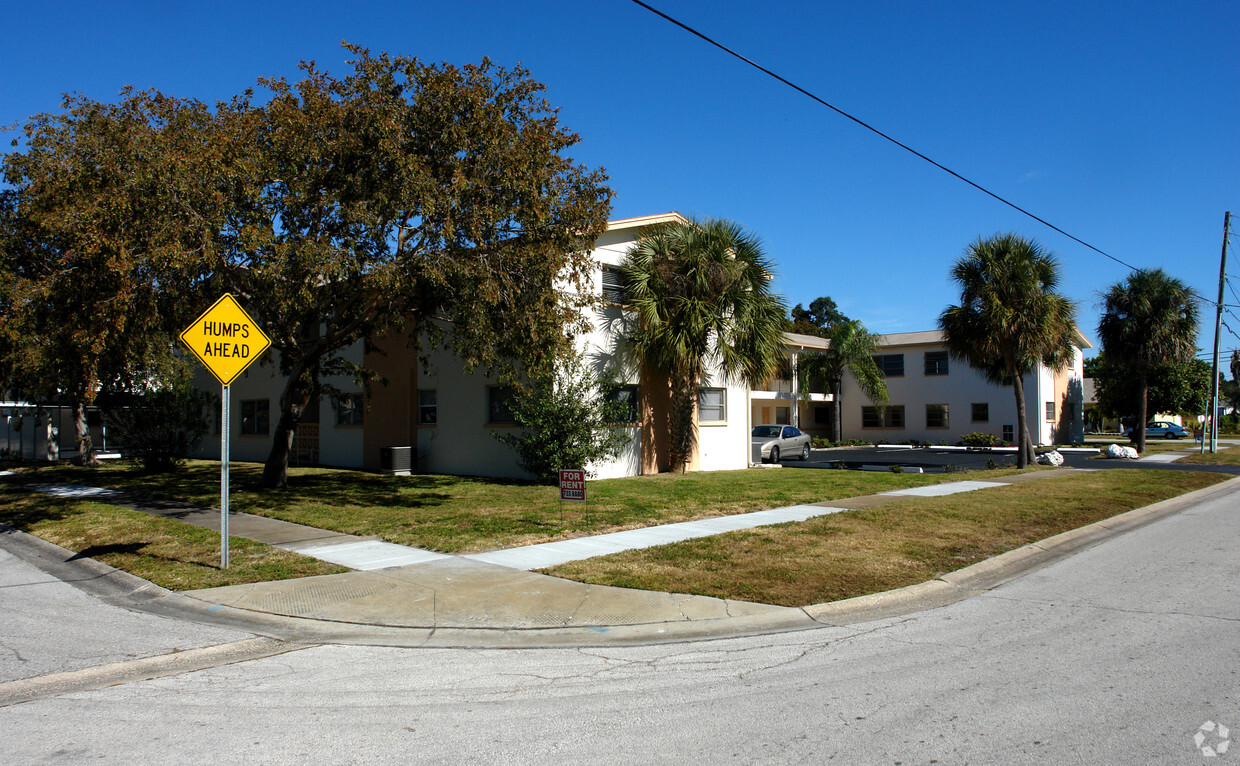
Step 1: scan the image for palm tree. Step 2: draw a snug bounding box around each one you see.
[1097,268,1199,453]
[621,217,787,472]
[796,319,889,443]
[939,234,1077,468]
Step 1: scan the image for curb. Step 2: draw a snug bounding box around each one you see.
[803,473,1240,626]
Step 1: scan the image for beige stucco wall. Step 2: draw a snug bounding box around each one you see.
[836,332,1088,446]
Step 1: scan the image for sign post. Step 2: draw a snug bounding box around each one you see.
[179,294,271,568]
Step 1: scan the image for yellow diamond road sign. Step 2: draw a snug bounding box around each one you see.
[179,294,271,386]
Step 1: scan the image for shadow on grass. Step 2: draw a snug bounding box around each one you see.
[67,542,148,561]
[13,461,492,514]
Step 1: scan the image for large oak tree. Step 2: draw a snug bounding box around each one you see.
[0,91,221,464]
[1,45,612,484]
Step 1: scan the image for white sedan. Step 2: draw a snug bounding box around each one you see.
[751,424,812,463]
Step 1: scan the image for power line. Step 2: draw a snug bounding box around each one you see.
[628,0,1140,272]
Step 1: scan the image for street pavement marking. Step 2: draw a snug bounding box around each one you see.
[879,480,1009,497]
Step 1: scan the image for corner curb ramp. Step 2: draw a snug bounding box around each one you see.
[803,474,1240,626]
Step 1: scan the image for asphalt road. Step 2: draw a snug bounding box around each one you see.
[2,477,1238,763]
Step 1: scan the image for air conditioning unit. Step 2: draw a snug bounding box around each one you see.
[379,446,412,475]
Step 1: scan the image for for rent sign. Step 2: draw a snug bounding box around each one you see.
[559,469,586,502]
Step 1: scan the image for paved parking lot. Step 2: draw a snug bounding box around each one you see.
[785,442,1240,475]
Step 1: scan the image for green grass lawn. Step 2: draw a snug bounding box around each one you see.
[7,460,1028,552]
[1,484,346,590]
[1179,445,1240,465]
[543,469,1229,607]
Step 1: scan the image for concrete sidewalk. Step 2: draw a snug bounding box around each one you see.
[7,468,1236,647]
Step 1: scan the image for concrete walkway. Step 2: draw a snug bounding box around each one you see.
[22,476,1013,571]
[7,467,1235,647]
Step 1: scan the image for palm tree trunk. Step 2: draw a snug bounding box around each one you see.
[1011,367,1030,469]
[668,376,696,473]
[1135,369,1149,454]
[831,380,843,443]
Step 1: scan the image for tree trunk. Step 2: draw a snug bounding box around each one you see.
[1011,367,1030,469]
[831,380,843,444]
[1134,369,1149,454]
[261,368,315,489]
[668,378,696,473]
[72,398,98,467]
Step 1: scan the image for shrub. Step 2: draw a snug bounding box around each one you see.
[105,384,212,472]
[494,352,635,484]
[888,464,904,473]
[959,432,1004,448]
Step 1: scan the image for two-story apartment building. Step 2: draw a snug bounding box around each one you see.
[751,329,1091,447]
[192,213,753,479]
[836,330,1090,445]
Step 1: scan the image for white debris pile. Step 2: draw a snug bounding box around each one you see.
[1104,443,1139,459]
[1035,449,1065,466]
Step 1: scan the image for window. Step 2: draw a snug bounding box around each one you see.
[418,389,437,425]
[240,399,269,436]
[1002,424,1014,442]
[923,351,949,376]
[698,388,726,423]
[336,393,364,426]
[862,405,905,429]
[1046,401,1056,421]
[775,406,791,425]
[872,354,904,377]
[607,385,639,424]
[971,403,989,423]
[926,404,949,429]
[813,405,830,425]
[601,265,627,304]
[488,386,516,424]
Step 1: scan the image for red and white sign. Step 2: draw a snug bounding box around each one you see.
[559,469,586,502]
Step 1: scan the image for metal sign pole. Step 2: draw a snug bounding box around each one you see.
[221,384,230,568]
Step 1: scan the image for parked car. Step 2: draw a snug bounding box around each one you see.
[1122,421,1190,439]
[751,424,812,462]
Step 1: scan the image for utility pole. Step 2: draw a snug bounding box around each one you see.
[1209,211,1231,453]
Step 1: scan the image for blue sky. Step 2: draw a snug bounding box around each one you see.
[4,1,1237,357]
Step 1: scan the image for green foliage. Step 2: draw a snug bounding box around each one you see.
[104,384,213,473]
[494,353,634,484]
[788,296,847,337]
[1,43,613,487]
[1090,355,1213,419]
[1097,268,1200,453]
[620,217,787,472]
[888,464,905,473]
[0,91,212,464]
[958,432,1006,447]
[939,234,1077,467]
[795,319,889,443]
